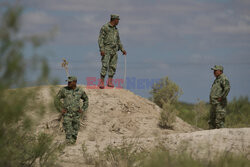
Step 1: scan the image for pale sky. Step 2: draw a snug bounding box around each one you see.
[15,0,250,102]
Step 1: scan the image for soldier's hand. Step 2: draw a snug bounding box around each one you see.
[218,97,222,102]
[100,51,105,56]
[78,110,83,113]
[122,50,127,56]
[61,109,67,115]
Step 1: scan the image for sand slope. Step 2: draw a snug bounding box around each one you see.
[26,86,249,166]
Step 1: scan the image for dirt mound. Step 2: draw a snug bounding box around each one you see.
[161,128,250,161]
[26,86,250,166]
[30,85,195,166]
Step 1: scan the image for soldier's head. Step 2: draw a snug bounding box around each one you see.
[67,76,77,89]
[110,14,120,26]
[211,65,223,78]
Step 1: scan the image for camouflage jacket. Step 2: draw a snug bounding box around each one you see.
[98,22,124,53]
[210,73,230,105]
[54,86,88,112]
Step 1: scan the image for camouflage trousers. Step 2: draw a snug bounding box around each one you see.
[100,49,118,78]
[63,111,80,143]
[209,103,226,129]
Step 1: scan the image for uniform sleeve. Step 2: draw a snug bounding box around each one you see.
[117,31,124,52]
[98,26,106,52]
[221,78,230,99]
[54,88,65,112]
[81,91,89,111]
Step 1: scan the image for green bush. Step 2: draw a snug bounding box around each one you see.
[150,77,182,129]
[176,100,209,129]
[193,100,208,127]
[150,76,182,107]
[226,96,250,128]
[176,96,250,129]
[0,132,63,167]
[158,101,177,129]
[175,102,197,125]
[0,4,61,166]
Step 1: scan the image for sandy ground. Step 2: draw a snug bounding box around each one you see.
[161,128,250,161]
[26,85,249,166]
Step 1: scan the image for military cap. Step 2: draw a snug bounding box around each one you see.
[111,14,120,20]
[66,76,77,82]
[211,65,224,71]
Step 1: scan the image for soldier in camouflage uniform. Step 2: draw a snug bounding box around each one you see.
[209,65,230,129]
[98,14,127,89]
[54,76,88,144]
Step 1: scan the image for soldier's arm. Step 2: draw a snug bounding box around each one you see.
[221,78,230,98]
[54,88,65,112]
[81,90,89,111]
[117,31,125,52]
[98,26,106,52]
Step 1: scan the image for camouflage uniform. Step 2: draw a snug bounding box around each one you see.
[54,79,88,144]
[209,65,230,129]
[98,15,125,78]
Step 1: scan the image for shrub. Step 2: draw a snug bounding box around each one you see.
[226,96,250,128]
[150,76,182,107]
[176,96,250,129]
[0,4,61,166]
[193,100,209,129]
[150,77,181,129]
[158,101,177,129]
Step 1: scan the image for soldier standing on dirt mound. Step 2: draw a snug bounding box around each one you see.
[209,65,230,129]
[54,76,88,144]
[98,14,127,89]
